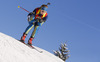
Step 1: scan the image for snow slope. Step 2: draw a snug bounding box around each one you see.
[0,33,64,62]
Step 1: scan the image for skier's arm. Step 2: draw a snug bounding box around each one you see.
[32,8,37,15]
[39,15,48,23]
[27,8,36,16]
[27,8,37,22]
[39,15,48,25]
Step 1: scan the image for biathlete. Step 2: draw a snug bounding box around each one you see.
[20,4,49,46]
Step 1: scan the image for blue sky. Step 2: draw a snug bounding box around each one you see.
[0,0,100,62]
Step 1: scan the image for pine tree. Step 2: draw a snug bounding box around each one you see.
[53,42,70,62]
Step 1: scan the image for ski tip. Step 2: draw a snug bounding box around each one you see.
[18,6,20,8]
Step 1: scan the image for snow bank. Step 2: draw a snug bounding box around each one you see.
[0,33,64,62]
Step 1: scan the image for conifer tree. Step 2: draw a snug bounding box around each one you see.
[53,42,70,62]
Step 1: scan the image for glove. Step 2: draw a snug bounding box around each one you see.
[39,19,44,23]
[35,17,41,23]
[36,17,41,20]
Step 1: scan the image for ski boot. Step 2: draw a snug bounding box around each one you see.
[27,37,34,48]
[20,33,27,44]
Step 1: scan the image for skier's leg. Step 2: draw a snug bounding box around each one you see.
[20,24,34,42]
[28,26,39,45]
[31,26,39,38]
[24,24,34,34]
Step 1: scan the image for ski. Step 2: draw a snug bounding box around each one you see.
[18,40,43,53]
[33,47,43,53]
[26,44,43,53]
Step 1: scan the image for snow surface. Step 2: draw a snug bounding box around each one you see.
[0,33,64,62]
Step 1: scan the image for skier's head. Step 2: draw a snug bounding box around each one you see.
[41,4,48,11]
[40,4,48,15]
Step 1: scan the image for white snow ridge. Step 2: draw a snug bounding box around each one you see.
[0,33,64,62]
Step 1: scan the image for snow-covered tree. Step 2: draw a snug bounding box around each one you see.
[53,42,70,62]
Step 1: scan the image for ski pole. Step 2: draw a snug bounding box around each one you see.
[18,6,30,13]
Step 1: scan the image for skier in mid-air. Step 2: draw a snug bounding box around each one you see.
[20,3,49,47]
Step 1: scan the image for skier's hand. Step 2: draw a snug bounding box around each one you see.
[36,17,42,20]
[37,19,44,23]
[35,17,42,22]
[35,19,42,23]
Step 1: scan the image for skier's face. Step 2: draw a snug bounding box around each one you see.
[40,10,47,15]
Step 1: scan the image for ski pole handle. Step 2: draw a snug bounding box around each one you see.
[18,6,30,13]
